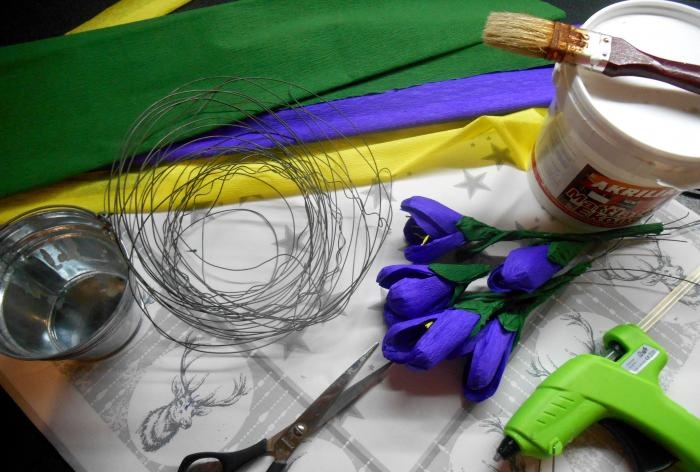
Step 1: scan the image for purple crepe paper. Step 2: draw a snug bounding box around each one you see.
[382,309,479,370]
[488,244,561,293]
[460,319,516,402]
[401,196,467,263]
[144,67,554,163]
[377,263,455,320]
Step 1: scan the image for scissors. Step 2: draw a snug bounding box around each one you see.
[178,343,391,472]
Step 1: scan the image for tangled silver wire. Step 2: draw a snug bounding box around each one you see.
[106,77,392,353]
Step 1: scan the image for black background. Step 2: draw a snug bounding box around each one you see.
[2,1,699,470]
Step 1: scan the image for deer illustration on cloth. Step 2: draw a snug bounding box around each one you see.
[598,240,700,307]
[138,342,250,451]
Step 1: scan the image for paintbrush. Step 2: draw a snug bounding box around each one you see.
[482,12,700,95]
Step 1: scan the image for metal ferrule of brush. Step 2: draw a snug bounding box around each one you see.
[548,23,612,72]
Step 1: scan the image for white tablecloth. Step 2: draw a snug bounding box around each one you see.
[2,164,699,472]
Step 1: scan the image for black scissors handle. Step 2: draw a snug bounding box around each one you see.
[179,346,386,472]
[178,438,286,472]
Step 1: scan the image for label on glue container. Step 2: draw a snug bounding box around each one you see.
[532,160,676,228]
[621,344,660,374]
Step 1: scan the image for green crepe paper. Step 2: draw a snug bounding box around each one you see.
[456,216,664,255]
[514,223,665,243]
[429,263,491,305]
[495,261,592,344]
[522,260,591,305]
[546,241,586,267]
[498,312,526,334]
[428,263,491,284]
[454,299,506,336]
[0,0,564,198]
[455,217,503,242]
[447,261,591,340]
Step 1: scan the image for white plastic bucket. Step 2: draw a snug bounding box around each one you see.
[528,0,700,228]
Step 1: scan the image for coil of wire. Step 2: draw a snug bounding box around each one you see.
[106,77,392,352]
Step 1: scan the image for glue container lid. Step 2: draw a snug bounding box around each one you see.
[569,0,700,160]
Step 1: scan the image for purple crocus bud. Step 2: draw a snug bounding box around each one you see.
[383,306,403,328]
[401,196,467,263]
[488,244,561,293]
[382,308,480,370]
[377,264,454,319]
[460,319,515,402]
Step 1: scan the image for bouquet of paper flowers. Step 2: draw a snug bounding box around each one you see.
[378,196,665,402]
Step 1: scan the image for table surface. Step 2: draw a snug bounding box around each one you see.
[3,162,700,472]
[2,1,700,471]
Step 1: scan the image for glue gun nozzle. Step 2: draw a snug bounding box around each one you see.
[495,436,520,461]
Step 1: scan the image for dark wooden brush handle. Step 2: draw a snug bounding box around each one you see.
[604,37,700,95]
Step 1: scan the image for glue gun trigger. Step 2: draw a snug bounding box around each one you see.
[599,419,676,472]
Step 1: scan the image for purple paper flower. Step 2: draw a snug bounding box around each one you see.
[458,319,516,402]
[377,264,455,319]
[383,306,403,328]
[401,196,467,263]
[488,244,561,293]
[382,308,480,370]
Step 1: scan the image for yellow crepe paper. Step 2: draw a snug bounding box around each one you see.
[0,107,546,223]
[67,0,191,34]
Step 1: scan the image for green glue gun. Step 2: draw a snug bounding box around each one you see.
[496,267,700,472]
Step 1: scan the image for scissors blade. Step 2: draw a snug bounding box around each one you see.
[293,342,380,436]
[317,361,392,426]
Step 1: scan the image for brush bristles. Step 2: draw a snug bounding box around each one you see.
[483,12,555,59]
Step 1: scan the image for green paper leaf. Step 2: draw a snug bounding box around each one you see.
[498,313,524,333]
[429,263,491,284]
[456,291,506,302]
[455,217,503,242]
[450,284,465,305]
[454,299,505,337]
[505,261,593,315]
[471,311,491,337]
[547,241,586,266]
[454,299,505,317]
